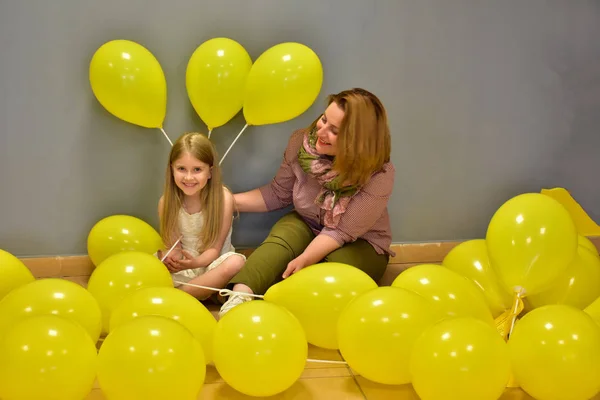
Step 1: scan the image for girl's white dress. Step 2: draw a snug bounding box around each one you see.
[171,208,245,286]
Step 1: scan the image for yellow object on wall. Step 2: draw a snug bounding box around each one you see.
[541,188,600,237]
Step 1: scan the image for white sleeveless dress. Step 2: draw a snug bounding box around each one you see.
[171,208,245,286]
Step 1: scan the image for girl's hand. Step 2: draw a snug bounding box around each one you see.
[282,256,308,279]
[158,248,184,273]
[174,250,200,270]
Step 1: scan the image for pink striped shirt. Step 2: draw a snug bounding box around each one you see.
[259,129,396,256]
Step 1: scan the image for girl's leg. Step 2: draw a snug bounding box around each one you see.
[324,239,389,283]
[179,253,246,300]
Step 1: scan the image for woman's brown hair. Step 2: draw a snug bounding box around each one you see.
[311,88,391,186]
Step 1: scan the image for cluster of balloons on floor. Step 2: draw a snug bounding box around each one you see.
[88,37,324,151]
[1,191,600,399]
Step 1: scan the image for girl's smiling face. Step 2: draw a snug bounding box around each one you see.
[172,151,211,197]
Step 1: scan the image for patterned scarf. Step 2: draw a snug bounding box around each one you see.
[297,128,359,228]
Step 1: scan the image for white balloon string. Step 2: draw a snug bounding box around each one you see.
[173,280,264,299]
[160,236,182,262]
[159,127,173,147]
[219,124,249,165]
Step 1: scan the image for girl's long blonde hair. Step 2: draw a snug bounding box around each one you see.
[160,132,224,252]
[309,88,391,187]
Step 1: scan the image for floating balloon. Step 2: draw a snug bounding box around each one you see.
[87,214,163,266]
[186,37,252,130]
[410,317,511,400]
[213,300,307,397]
[0,278,102,343]
[98,315,205,400]
[264,262,377,349]
[509,305,600,400]
[338,286,443,385]
[443,239,512,317]
[243,42,323,125]
[110,286,217,364]
[0,315,97,400]
[486,193,578,296]
[87,251,173,333]
[90,39,167,128]
[392,264,495,325]
[0,249,34,300]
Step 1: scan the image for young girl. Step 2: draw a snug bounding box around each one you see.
[157,132,246,300]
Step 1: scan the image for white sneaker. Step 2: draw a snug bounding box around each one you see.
[218,293,252,319]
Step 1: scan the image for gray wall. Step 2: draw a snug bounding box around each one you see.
[1,1,599,257]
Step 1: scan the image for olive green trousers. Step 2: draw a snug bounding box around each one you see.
[229,211,389,294]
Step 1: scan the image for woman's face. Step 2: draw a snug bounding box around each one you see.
[315,102,344,156]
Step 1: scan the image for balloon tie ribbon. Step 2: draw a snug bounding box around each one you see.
[494,288,525,341]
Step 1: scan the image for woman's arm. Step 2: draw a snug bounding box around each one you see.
[234,130,305,213]
[282,234,341,278]
[233,189,268,212]
[283,163,395,277]
[176,188,235,270]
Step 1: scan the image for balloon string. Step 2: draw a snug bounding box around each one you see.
[173,280,264,299]
[159,127,173,147]
[306,359,347,365]
[208,129,212,139]
[219,124,249,165]
[160,236,183,262]
[507,288,525,338]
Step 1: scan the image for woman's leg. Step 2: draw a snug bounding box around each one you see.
[220,212,314,316]
[178,253,246,300]
[229,211,315,294]
[324,239,389,283]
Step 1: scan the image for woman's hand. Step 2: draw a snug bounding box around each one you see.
[282,255,309,279]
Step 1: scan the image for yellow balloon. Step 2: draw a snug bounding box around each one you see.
[0,278,102,343]
[410,317,511,400]
[0,249,34,300]
[98,315,205,400]
[110,287,217,364]
[243,42,323,125]
[338,286,443,385]
[579,235,599,258]
[213,300,307,397]
[264,262,378,349]
[509,305,600,400]
[186,37,252,130]
[87,251,173,333]
[443,239,512,317]
[87,214,163,266]
[90,40,166,128]
[527,245,600,310]
[585,296,600,325]
[486,193,578,296]
[392,264,495,325]
[0,315,97,400]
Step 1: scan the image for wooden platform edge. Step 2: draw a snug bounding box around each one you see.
[17,238,600,286]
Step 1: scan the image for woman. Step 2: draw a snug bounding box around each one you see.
[219,88,395,317]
